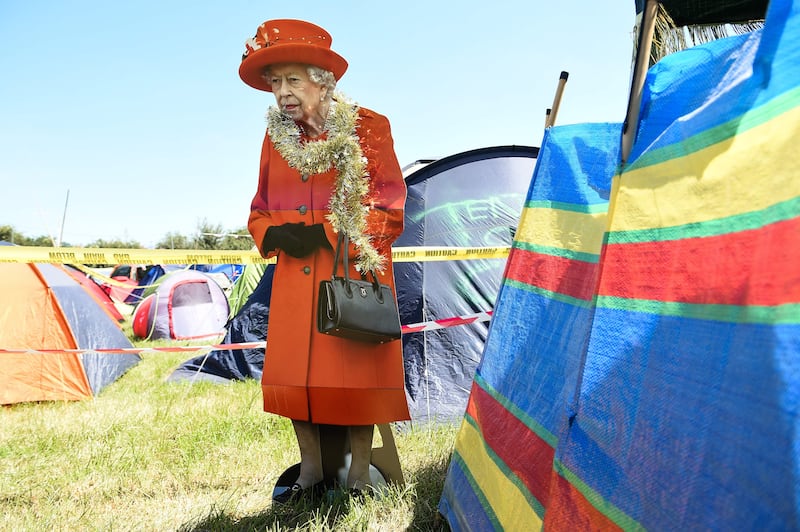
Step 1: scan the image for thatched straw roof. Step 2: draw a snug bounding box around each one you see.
[635,0,768,63]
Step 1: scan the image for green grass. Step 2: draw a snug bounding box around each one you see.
[0,336,457,531]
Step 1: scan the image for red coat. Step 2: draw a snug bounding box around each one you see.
[248,107,410,425]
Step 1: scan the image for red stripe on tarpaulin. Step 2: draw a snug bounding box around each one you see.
[467,381,555,508]
[505,247,600,301]
[543,467,623,531]
[599,216,800,306]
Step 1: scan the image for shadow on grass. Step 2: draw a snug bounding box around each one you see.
[407,454,452,531]
[177,489,353,532]
[178,458,453,531]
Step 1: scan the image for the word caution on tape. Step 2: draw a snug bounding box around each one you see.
[0,245,510,265]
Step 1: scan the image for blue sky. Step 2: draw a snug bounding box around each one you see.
[0,1,636,247]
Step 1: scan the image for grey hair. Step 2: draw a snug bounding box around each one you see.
[262,65,337,99]
[307,66,337,100]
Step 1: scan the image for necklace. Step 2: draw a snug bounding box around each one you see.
[266,92,385,273]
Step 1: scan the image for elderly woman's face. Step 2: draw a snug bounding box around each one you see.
[268,63,327,125]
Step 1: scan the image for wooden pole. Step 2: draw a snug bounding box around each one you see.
[57,189,69,248]
[545,71,569,128]
[621,0,659,164]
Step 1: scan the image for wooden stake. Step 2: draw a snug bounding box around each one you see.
[621,0,659,164]
[546,71,569,128]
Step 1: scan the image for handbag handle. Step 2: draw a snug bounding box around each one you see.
[331,232,347,279]
[331,232,385,303]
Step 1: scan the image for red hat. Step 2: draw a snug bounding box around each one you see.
[239,19,348,92]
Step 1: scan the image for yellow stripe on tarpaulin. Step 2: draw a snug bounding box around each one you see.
[516,207,607,255]
[455,417,543,530]
[612,103,800,232]
[0,245,510,265]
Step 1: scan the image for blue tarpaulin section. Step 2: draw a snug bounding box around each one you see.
[440,0,800,529]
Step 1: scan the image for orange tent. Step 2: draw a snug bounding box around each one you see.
[0,259,140,404]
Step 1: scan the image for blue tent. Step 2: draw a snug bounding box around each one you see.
[168,146,538,424]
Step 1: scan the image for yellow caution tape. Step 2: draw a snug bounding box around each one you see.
[0,247,274,266]
[0,245,511,265]
[392,246,510,262]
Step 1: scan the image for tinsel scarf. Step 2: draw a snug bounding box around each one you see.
[266,93,385,273]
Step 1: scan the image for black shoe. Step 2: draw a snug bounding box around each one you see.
[272,481,325,504]
[348,486,375,502]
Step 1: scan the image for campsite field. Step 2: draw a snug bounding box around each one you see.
[0,341,457,531]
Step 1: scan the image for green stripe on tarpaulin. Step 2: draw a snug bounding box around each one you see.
[463,412,548,519]
[625,86,800,173]
[475,373,559,448]
[553,459,645,532]
[503,278,596,309]
[525,200,609,214]
[513,241,601,264]
[597,296,800,324]
[450,451,503,532]
[607,196,800,244]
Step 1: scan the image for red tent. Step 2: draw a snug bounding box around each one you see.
[63,265,125,322]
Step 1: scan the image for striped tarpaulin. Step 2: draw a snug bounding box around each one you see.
[440,0,799,529]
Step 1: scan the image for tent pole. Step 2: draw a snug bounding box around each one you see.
[545,71,569,128]
[58,189,70,248]
[621,0,659,164]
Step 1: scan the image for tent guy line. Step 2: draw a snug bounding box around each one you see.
[0,310,494,356]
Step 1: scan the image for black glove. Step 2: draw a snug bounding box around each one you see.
[298,224,331,250]
[262,223,329,258]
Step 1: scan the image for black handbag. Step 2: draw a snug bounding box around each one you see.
[317,233,402,343]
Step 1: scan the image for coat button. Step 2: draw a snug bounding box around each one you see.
[298,205,307,214]
[301,174,309,182]
[303,266,311,274]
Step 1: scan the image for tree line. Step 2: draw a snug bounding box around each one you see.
[0,220,254,251]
